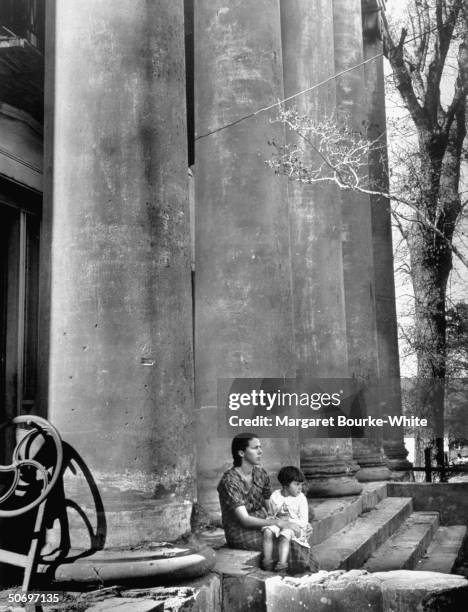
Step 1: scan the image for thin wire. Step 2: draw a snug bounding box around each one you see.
[195,52,382,141]
[194,14,459,142]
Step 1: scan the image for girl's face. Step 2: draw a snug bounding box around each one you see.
[286,480,303,497]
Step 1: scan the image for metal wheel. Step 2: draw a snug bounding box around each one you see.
[0,416,63,517]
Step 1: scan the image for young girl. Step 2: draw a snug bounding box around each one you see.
[262,466,311,572]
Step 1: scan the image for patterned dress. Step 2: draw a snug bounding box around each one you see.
[217,466,318,573]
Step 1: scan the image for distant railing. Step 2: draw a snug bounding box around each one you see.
[409,449,468,482]
[0,0,44,52]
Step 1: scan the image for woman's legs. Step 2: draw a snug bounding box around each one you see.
[262,528,274,569]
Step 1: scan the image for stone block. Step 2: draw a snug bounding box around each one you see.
[213,548,269,611]
[100,575,221,612]
[265,570,468,612]
[185,573,221,612]
[265,570,383,612]
[87,598,164,611]
[223,570,268,612]
[377,570,468,612]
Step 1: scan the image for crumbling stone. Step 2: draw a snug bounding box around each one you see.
[266,570,383,611]
[376,570,468,612]
[265,569,468,612]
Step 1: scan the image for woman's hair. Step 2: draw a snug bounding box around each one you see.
[277,465,305,486]
[231,433,259,467]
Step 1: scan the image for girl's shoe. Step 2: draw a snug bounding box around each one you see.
[261,559,274,571]
[274,561,288,573]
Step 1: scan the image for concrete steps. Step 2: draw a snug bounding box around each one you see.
[416,525,467,574]
[362,511,439,572]
[204,484,468,611]
[207,488,466,580]
[309,482,387,545]
[313,496,413,570]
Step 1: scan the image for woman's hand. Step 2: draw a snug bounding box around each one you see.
[234,506,302,535]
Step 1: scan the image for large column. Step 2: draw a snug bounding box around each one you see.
[332,0,391,481]
[194,0,298,517]
[362,2,411,477]
[40,0,195,548]
[280,0,362,496]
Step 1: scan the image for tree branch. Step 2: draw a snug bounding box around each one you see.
[425,1,462,122]
[382,17,428,129]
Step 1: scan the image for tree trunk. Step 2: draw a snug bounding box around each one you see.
[405,75,465,477]
[408,221,450,477]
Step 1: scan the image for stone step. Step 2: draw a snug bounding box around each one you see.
[362,511,439,572]
[416,525,467,574]
[213,547,261,576]
[313,496,413,570]
[266,570,468,612]
[198,483,388,552]
[309,482,387,545]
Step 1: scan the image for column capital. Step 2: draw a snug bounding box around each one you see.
[362,0,386,42]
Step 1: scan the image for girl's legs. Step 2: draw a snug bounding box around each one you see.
[277,535,291,565]
[276,528,294,570]
[262,528,274,570]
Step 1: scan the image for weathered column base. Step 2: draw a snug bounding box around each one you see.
[38,540,215,587]
[384,440,413,480]
[301,439,363,497]
[44,467,195,553]
[48,501,193,550]
[40,476,215,587]
[353,438,392,482]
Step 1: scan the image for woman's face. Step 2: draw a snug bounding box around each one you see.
[240,438,262,466]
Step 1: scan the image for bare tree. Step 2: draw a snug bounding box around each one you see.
[268,0,467,473]
[383,0,466,383]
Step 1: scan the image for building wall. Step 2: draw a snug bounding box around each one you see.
[0,0,403,549]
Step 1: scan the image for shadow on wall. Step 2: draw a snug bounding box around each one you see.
[38,442,106,583]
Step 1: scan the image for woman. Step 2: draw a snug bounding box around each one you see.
[217,433,316,573]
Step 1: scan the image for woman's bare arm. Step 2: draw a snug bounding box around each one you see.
[234,505,299,533]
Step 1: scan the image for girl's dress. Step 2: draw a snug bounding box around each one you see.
[264,488,311,548]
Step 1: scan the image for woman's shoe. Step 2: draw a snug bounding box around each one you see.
[261,559,274,571]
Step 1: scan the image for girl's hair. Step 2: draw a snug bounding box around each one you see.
[277,465,305,486]
[231,433,259,467]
